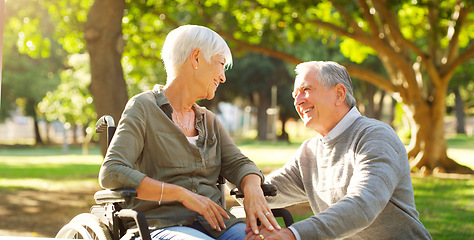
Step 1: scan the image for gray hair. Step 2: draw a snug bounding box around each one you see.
[295,61,356,108]
[161,25,233,82]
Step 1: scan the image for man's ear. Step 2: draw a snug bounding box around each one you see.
[335,84,347,106]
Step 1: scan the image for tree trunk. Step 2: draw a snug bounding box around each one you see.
[278,116,290,143]
[364,82,376,118]
[389,99,396,128]
[374,90,386,120]
[85,0,128,155]
[72,124,78,145]
[255,91,271,141]
[44,122,51,144]
[453,86,466,134]
[33,117,43,145]
[405,89,472,174]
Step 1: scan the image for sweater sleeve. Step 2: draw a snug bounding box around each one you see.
[264,142,309,208]
[292,125,405,239]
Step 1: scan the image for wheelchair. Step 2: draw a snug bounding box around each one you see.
[55,115,293,240]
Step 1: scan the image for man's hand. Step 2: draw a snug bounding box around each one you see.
[240,174,281,235]
[244,226,296,240]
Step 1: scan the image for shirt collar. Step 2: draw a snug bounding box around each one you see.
[323,107,361,142]
[152,84,204,120]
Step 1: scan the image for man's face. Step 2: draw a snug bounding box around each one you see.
[292,66,339,134]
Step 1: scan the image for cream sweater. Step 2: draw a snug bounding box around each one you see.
[266,116,431,239]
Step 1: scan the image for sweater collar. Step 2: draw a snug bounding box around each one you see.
[323,107,361,143]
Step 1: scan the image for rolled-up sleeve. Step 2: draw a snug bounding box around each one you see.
[99,97,147,189]
[215,116,263,188]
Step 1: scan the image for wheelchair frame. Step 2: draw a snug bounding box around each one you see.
[55,115,293,240]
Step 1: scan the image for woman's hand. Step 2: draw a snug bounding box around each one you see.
[179,188,230,232]
[136,177,229,231]
[244,226,296,240]
[241,174,281,235]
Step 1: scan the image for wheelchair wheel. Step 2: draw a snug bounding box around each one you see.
[56,213,112,240]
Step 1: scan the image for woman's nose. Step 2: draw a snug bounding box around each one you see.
[219,73,226,83]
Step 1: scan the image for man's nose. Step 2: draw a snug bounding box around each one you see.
[294,93,304,106]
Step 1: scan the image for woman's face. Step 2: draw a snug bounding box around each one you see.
[195,53,226,100]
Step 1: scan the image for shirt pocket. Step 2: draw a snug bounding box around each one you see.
[202,134,220,167]
[153,130,189,168]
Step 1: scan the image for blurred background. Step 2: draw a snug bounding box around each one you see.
[0,0,473,239]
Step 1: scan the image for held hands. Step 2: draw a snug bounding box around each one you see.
[241,175,281,236]
[244,225,296,240]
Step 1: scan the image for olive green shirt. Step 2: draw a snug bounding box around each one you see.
[99,85,263,238]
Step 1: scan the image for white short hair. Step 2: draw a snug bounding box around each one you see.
[161,25,233,82]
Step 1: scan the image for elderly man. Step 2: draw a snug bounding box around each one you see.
[245,61,431,240]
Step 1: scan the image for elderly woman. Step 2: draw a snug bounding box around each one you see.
[99,25,280,240]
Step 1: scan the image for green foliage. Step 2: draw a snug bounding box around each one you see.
[2,0,67,122]
[37,54,96,128]
[447,58,474,115]
[340,38,376,64]
[216,52,299,127]
[223,53,281,97]
[392,102,412,143]
[3,0,474,148]
[5,0,91,56]
[1,46,62,120]
[3,0,98,134]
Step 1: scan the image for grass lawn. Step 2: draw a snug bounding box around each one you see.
[412,176,474,240]
[0,146,103,191]
[0,134,473,239]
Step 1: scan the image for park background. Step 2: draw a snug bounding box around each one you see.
[0,0,473,239]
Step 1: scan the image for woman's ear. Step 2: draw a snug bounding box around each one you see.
[191,48,200,69]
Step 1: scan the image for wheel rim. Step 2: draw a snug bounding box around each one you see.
[55,213,112,240]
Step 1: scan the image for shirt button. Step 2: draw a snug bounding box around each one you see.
[192,189,197,193]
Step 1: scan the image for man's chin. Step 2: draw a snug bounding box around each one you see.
[303,119,312,128]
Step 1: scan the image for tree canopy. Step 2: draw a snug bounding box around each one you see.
[114,0,474,172]
[3,0,474,173]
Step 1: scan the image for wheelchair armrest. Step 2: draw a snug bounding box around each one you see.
[115,209,152,240]
[94,189,137,204]
[230,184,277,198]
[95,115,115,133]
[271,208,294,226]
